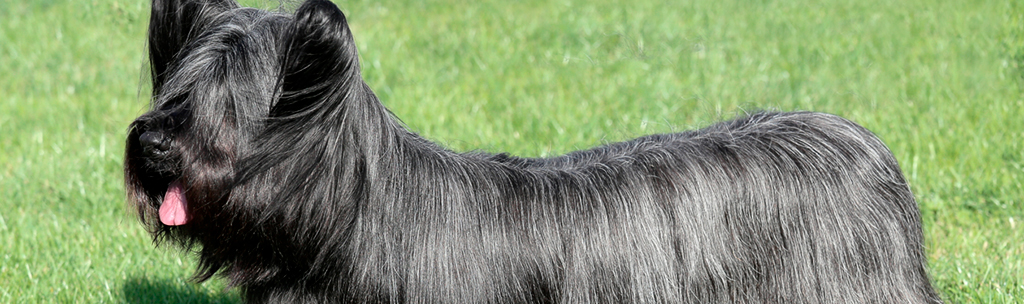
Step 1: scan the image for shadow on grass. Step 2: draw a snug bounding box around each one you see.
[122,276,242,304]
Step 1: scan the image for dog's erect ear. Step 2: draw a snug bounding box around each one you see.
[273,0,360,118]
[149,0,237,92]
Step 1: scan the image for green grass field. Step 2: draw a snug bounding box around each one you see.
[1,0,1021,302]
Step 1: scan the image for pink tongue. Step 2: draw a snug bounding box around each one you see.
[160,181,188,226]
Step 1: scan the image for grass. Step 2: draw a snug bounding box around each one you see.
[1,0,1020,302]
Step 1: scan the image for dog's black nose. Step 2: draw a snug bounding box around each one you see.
[139,131,170,155]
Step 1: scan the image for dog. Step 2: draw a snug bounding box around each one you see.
[125,0,942,303]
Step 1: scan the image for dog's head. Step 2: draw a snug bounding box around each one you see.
[125,0,364,241]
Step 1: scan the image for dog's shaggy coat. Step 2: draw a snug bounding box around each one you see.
[125,0,942,303]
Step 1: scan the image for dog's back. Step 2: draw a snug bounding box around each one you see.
[443,111,937,303]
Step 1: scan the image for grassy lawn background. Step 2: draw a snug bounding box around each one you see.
[1,0,1021,302]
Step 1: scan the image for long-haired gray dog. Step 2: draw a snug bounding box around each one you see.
[125,0,942,302]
